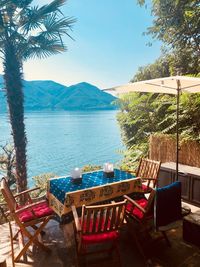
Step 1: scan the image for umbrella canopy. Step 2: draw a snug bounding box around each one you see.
[104,76,200,179]
[104,76,200,96]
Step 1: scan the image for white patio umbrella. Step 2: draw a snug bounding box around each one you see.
[104,76,200,179]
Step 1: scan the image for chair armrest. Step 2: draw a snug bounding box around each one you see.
[142,178,157,181]
[14,187,41,198]
[71,205,81,232]
[136,176,156,182]
[123,195,146,214]
[15,200,47,214]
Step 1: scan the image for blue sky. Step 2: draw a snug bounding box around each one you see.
[0,0,162,89]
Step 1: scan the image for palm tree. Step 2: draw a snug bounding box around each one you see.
[0,0,75,194]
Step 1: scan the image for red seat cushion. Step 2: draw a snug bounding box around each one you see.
[126,198,148,220]
[82,231,119,245]
[18,202,53,223]
[80,217,119,245]
[142,184,152,192]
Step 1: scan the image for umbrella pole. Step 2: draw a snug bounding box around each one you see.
[176,80,181,180]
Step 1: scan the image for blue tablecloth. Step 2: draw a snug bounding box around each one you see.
[50,169,134,204]
[48,169,142,217]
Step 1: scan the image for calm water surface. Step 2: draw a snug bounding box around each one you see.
[0,110,123,185]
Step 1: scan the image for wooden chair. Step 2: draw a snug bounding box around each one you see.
[0,177,54,264]
[136,158,161,193]
[155,181,182,246]
[124,190,155,259]
[71,200,127,266]
[124,181,182,260]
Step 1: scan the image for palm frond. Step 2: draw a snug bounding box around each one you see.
[41,14,75,39]
[0,0,75,60]
[14,0,33,9]
[19,5,43,32]
[0,28,6,40]
[19,0,67,33]
[0,0,9,8]
[26,46,63,59]
[22,37,67,60]
[38,0,66,16]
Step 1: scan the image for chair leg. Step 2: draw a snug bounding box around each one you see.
[129,228,147,260]
[114,241,122,267]
[13,229,20,241]
[8,221,15,267]
[31,225,46,236]
[161,231,171,247]
[77,245,87,267]
[14,217,51,262]
[18,231,28,263]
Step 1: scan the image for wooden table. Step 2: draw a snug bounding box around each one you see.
[47,169,143,217]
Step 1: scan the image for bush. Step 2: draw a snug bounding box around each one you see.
[81,164,101,173]
[31,173,56,198]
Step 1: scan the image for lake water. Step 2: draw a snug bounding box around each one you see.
[0,110,123,185]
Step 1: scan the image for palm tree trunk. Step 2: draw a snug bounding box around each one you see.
[3,41,27,194]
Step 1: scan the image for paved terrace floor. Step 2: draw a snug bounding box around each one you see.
[0,203,200,267]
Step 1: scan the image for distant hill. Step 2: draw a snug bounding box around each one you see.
[0,76,117,112]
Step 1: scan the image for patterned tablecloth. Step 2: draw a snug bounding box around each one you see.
[47,169,142,217]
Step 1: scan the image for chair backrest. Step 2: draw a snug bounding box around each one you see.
[81,200,127,235]
[136,158,161,187]
[155,181,182,229]
[0,177,17,212]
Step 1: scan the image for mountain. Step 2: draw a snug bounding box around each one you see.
[0,76,117,112]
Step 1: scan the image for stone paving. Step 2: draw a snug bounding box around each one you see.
[0,205,200,267]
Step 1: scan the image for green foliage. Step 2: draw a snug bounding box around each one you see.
[118,91,200,166]
[138,0,200,53]
[0,143,16,186]
[120,0,200,168]
[82,165,101,173]
[119,143,148,172]
[131,55,170,82]
[31,173,56,197]
[167,48,200,75]
[0,143,17,224]
[132,49,200,83]
[117,92,175,146]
